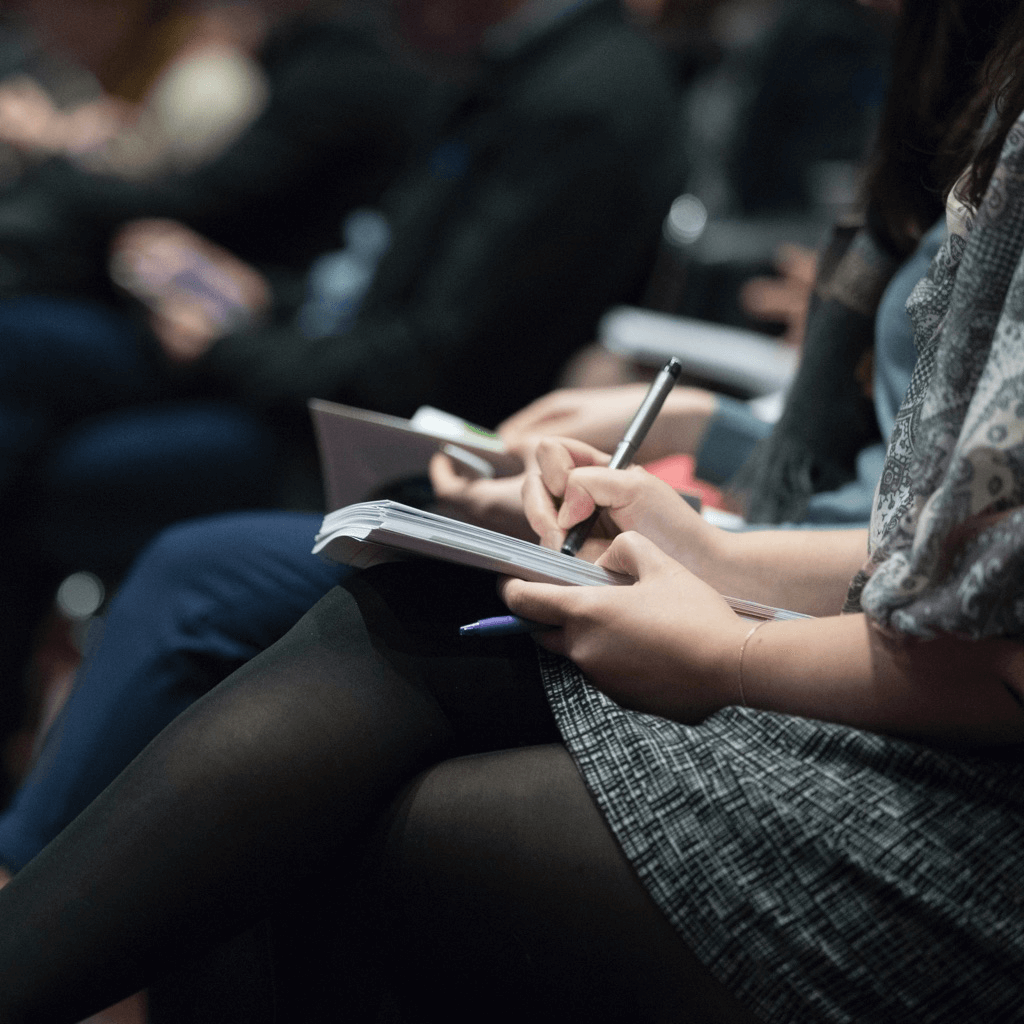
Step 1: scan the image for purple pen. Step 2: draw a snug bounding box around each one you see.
[458,615,550,637]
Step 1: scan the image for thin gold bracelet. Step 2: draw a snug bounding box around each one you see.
[737,620,770,707]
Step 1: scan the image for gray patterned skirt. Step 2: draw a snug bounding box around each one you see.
[539,651,1024,1023]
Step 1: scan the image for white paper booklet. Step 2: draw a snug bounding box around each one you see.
[309,399,522,512]
[313,500,808,621]
[599,305,798,397]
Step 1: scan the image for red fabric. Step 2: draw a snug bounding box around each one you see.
[643,454,724,509]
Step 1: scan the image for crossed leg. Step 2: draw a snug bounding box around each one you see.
[0,563,760,1024]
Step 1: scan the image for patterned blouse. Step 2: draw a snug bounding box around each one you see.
[847,112,1024,641]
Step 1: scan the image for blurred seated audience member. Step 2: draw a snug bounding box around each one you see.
[0,2,423,295]
[666,0,890,327]
[0,0,679,796]
[560,0,890,389]
[0,0,428,770]
[0,11,105,188]
[110,0,680,428]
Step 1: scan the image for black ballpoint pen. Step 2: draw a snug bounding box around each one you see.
[560,357,682,557]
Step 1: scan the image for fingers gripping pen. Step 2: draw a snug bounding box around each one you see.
[560,357,682,556]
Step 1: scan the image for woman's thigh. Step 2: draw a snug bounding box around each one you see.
[369,743,764,1024]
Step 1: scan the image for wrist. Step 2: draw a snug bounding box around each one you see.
[678,613,754,719]
[735,619,771,706]
[665,511,734,585]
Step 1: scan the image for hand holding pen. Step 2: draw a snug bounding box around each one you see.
[465,359,684,637]
[519,358,684,558]
[560,358,681,555]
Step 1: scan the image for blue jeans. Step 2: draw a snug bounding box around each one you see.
[0,295,284,570]
[0,296,284,736]
[0,511,349,871]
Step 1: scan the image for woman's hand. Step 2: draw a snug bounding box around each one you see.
[506,546,1024,742]
[522,436,724,573]
[500,531,749,721]
[498,384,716,463]
[428,453,535,540]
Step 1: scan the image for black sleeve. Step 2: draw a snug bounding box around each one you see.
[137,19,425,267]
[201,28,680,425]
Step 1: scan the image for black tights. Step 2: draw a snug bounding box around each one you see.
[0,564,758,1024]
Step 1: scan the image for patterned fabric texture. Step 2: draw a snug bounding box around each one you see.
[849,112,1024,639]
[541,651,1024,1023]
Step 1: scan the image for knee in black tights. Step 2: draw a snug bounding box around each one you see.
[0,563,559,1023]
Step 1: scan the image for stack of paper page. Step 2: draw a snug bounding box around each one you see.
[314,500,627,586]
[314,501,807,621]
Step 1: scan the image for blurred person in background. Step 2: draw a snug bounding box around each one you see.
[0,1,280,179]
[562,0,891,393]
[0,0,428,787]
[0,0,678,810]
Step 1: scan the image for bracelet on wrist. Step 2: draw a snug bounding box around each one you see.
[737,619,770,707]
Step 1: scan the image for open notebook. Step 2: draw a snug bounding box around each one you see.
[309,399,522,511]
[313,500,808,622]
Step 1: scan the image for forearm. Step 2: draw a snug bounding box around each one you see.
[736,613,1024,746]
[634,387,718,463]
[201,314,436,417]
[505,529,1024,746]
[700,527,868,617]
[499,385,718,464]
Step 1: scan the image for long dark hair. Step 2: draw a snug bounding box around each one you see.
[954,2,1024,208]
[864,0,1019,255]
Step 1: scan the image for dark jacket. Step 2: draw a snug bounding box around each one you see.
[201,1,681,426]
